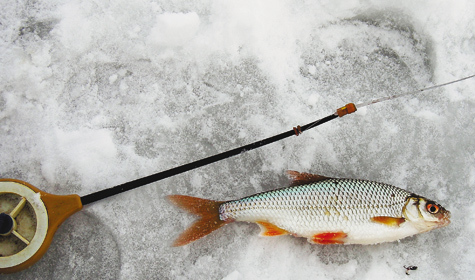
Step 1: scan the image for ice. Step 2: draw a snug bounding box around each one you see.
[148,12,200,47]
[1,0,474,279]
[41,128,118,188]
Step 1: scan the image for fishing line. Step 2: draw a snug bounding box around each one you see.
[0,74,474,274]
[355,74,475,108]
[304,74,475,132]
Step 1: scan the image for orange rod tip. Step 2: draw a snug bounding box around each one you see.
[336,103,357,117]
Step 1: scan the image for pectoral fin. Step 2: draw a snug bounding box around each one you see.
[371,216,406,227]
[256,221,289,236]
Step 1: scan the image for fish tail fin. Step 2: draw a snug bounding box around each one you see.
[167,194,227,247]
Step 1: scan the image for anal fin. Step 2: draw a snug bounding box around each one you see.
[311,232,347,244]
[371,216,406,227]
[256,221,289,237]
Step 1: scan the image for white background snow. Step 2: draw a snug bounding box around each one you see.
[1,0,474,279]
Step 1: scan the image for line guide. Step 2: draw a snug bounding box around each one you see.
[0,74,473,273]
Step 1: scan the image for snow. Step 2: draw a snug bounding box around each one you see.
[148,12,200,47]
[1,0,474,279]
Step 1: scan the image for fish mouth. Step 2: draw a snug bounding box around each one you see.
[437,210,451,228]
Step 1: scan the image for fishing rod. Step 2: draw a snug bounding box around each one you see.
[0,74,473,274]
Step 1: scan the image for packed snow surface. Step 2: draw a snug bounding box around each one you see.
[1,0,474,279]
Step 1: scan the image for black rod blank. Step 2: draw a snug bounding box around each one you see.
[80,113,339,205]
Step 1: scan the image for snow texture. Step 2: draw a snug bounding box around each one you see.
[1,0,474,279]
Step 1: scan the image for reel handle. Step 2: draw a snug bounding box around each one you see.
[0,179,83,274]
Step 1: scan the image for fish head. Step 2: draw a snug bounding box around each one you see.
[402,196,451,233]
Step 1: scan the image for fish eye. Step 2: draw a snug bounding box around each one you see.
[426,203,439,214]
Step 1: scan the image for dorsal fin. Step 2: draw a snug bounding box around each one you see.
[286,170,330,186]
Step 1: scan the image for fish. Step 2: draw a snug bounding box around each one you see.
[167,171,450,246]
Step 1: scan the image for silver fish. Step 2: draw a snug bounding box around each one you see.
[168,171,450,246]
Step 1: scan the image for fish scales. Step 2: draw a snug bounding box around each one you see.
[219,179,411,238]
[168,171,450,246]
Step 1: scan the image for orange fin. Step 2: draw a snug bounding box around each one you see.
[371,216,406,227]
[287,170,330,187]
[256,221,289,236]
[311,232,347,244]
[167,195,228,246]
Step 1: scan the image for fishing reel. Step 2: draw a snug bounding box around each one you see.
[0,179,82,274]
